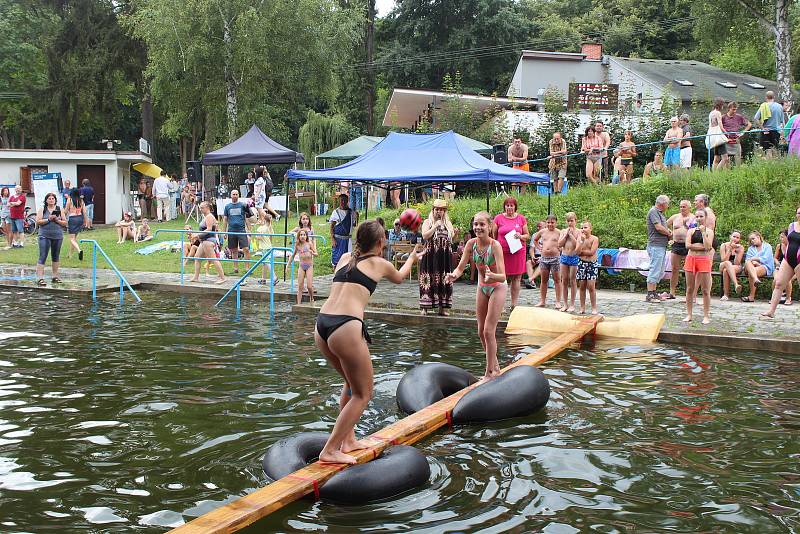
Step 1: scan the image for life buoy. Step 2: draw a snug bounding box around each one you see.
[396,363,477,414]
[262,432,430,504]
[452,365,550,423]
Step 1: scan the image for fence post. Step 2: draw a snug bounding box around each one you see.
[91,242,97,301]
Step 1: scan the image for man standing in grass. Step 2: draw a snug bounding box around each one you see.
[153,170,171,222]
[79,179,94,230]
[754,90,785,159]
[223,189,251,277]
[646,195,672,303]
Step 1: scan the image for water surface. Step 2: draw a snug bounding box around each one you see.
[0,289,798,532]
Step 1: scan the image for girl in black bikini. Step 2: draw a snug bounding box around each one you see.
[763,206,800,319]
[315,220,422,464]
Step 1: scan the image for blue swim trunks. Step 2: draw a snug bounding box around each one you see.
[664,146,681,167]
[560,254,580,266]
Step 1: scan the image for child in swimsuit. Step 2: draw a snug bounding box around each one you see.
[290,229,317,304]
[447,211,507,381]
[315,220,422,465]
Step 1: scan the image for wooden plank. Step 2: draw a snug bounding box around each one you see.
[170,316,602,534]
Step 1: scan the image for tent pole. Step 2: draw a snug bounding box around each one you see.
[547,181,552,215]
[365,184,369,220]
[485,181,489,211]
[284,176,290,282]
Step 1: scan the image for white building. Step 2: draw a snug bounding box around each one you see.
[0,149,151,224]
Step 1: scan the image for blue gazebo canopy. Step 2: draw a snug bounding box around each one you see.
[288,130,548,184]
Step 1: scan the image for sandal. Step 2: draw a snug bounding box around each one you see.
[740,296,754,302]
[37,279,46,287]
[52,277,62,283]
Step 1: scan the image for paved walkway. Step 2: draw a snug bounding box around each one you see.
[1,264,798,340]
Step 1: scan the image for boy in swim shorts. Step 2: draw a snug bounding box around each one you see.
[663,117,683,168]
[532,214,562,308]
[558,211,581,312]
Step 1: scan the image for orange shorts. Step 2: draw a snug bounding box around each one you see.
[512,162,530,172]
[684,255,712,273]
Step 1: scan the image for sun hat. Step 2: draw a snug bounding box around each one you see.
[432,199,448,209]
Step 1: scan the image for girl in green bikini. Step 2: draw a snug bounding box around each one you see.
[447,211,507,380]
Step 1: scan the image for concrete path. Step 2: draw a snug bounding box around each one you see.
[1,263,798,342]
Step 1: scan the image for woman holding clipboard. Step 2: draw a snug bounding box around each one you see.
[493,197,528,308]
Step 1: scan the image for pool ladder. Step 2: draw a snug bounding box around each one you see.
[215,247,293,317]
[79,239,141,303]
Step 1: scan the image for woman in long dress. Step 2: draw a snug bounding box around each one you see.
[419,199,454,315]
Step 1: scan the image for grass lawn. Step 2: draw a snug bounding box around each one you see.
[0,214,336,277]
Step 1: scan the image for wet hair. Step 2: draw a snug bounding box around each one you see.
[69,188,82,207]
[297,212,312,229]
[503,197,518,210]
[349,220,384,270]
[546,214,557,222]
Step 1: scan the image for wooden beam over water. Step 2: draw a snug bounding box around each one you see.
[170,316,602,534]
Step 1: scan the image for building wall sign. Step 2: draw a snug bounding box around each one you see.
[568,82,619,110]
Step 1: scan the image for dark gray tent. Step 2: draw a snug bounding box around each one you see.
[202,124,304,165]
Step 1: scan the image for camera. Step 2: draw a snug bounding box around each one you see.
[51,206,61,217]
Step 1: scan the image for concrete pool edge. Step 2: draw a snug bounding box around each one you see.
[291,304,800,355]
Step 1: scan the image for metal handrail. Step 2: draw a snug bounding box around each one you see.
[79,239,141,303]
[153,229,326,287]
[215,246,293,318]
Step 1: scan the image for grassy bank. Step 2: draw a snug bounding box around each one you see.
[2,159,797,287]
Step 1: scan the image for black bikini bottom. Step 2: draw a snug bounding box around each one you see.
[315,313,372,344]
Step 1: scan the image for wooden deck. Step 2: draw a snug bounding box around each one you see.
[169,315,603,533]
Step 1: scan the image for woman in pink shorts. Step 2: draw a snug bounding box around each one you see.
[683,209,714,324]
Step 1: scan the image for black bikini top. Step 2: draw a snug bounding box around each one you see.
[333,254,378,294]
[691,227,704,244]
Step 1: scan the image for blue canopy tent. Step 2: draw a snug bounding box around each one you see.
[287,130,549,213]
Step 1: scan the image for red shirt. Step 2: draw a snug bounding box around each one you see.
[9,194,25,219]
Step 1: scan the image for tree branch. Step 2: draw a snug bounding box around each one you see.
[733,0,775,34]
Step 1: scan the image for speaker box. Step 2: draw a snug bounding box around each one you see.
[187,160,202,183]
[493,144,507,164]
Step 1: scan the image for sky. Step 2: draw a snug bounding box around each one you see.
[376,0,395,17]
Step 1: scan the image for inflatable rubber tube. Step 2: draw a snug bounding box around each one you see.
[452,366,550,423]
[396,362,477,414]
[262,432,430,504]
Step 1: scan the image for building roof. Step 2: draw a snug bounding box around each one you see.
[0,149,151,163]
[609,57,793,104]
[383,88,539,129]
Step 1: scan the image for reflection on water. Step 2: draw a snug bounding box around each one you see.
[0,288,798,532]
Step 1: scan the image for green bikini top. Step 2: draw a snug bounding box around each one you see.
[472,241,496,267]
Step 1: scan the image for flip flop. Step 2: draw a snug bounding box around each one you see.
[51,277,62,283]
[740,296,754,302]
[37,279,46,286]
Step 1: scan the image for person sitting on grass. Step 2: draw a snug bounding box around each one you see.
[135,218,153,242]
[741,231,774,302]
[718,230,745,300]
[289,228,318,305]
[643,151,666,180]
[115,212,136,244]
[182,224,200,266]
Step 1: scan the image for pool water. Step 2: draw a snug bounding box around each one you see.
[0,290,798,532]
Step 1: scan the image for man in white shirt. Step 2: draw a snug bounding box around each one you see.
[153,170,171,222]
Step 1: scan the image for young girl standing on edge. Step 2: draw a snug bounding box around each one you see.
[290,229,317,304]
[316,220,422,464]
[446,211,507,381]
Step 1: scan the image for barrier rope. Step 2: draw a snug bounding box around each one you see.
[501,128,787,166]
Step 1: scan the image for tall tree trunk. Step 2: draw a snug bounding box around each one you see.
[365,0,376,134]
[773,0,793,106]
[142,89,154,155]
[220,9,238,142]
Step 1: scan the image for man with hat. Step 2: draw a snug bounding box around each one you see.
[329,192,358,267]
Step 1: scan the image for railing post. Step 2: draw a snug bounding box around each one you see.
[236,284,241,309]
[180,231,185,286]
[269,252,275,319]
[91,242,97,301]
